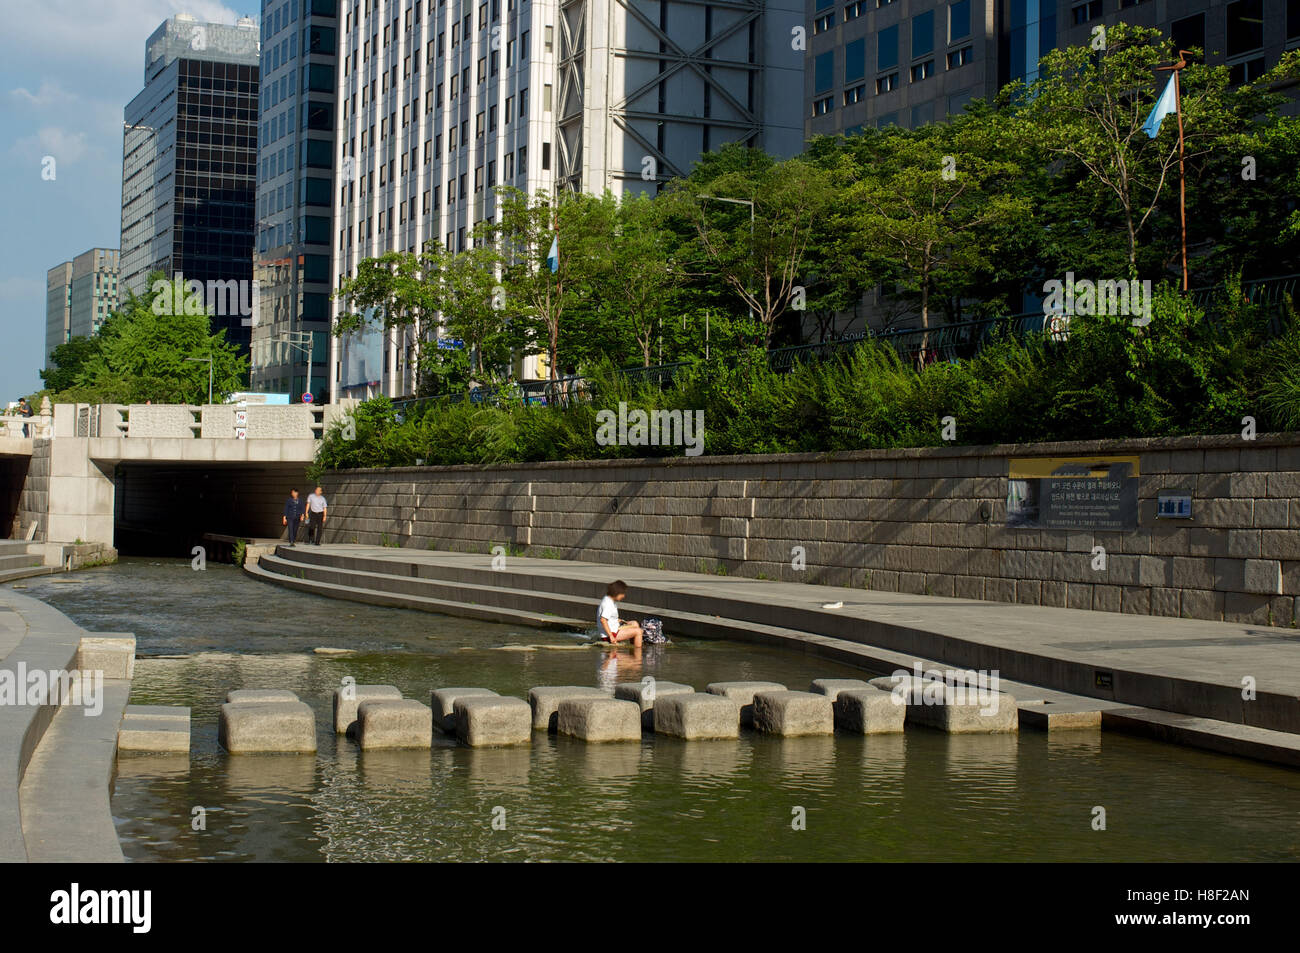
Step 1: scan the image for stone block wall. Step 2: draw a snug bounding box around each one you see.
[325,433,1300,625]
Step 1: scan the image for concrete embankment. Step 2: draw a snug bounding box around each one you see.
[247,545,1300,768]
[0,590,134,863]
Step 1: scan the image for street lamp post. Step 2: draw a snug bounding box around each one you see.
[274,330,316,401]
[699,193,756,328]
[185,355,213,404]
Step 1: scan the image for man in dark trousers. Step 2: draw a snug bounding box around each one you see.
[305,485,328,545]
[283,488,306,547]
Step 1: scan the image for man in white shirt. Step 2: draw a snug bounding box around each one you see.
[305,485,328,545]
[597,580,642,646]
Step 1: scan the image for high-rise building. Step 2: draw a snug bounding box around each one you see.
[120,15,261,352]
[45,261,73,364]
[805,0,998,137]
[249,0,340,403]
[330,0,809,399]
[806,0,1300,138]
[44,248,120,366]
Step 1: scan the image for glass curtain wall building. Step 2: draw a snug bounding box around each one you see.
[250,0,339,403]
[120,15,261,353]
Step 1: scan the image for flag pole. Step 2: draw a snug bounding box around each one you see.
[1158,51,1191,292]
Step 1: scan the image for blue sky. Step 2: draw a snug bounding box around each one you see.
[0,0,246,403]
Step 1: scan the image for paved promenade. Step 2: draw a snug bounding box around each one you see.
[251,545,1300,764]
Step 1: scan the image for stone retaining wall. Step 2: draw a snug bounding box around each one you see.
[325,433,1300,625]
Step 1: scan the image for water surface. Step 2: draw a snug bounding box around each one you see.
[19,558,1300,862]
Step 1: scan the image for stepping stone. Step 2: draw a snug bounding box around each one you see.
[557,697,643,742]
[455,695,532,747]
[705,681,786,727]
[833,688,906,734]
[809,678,872,701]
[77,635,136,680]
[906,685,1019,733]
[653,694,741,740]
[1018,702,1103,731]
[332,683,402,734]
[614,679,694,730]
[527,686,607,732]
[226,689,299,704]
[118,705,191,753]
[869,674,940,705]
[218,701,317,753]
[356,699,433,749]
[752,691,834,736]
[430,687,499,734]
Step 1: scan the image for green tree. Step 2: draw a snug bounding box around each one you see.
[57,274,246,403]
[1018,22,1246,275]
[667,151,835,347]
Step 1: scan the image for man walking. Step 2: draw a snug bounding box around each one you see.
[305,485,328,545]
[282,488,306,547]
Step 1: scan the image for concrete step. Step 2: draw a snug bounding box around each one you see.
[0,553,44,572]
[0,566,55,585]
[246,556,588,632]
[258,550,598,623]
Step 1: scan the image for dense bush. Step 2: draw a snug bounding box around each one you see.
[312,285,1295,474]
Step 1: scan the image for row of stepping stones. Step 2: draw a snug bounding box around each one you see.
[215,675,1019,752]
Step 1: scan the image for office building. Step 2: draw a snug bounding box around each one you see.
[250,0,340,403]
[44,248,120,366]
[120,14,261,352]
[330,0,809,398]
[806,0,1300,138]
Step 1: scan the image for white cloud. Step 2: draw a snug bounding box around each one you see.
[9,127,94,165]
[3,0,247,75]
[8,80,78,110]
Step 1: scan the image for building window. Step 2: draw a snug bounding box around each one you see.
[543,83,553,111]
[814,12,835,33]
[911,60,935,81]
[877,0,895,6]
[844,1,865,20]
[947,45,973,69]
[912,11,934,59]
[1290,0,1300,40]
[878,24,899,71]
[876,72,899,93]
[812,95,834,116]
[542,142,551,170]
[843,84,866,105]
[814,51,835,93]
[845,38,865,82]
[950,0,971,41]
[1227,0,1264,57]
[1071,1,1102,26]
[1229,56,1267,84]
[1170,14,1205,55]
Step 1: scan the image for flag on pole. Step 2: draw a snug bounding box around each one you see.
[1142,75,1178,139]
[546,234,559,273]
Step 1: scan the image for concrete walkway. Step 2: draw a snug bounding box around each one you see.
[250,544,1300,766]
[0,590,131,862]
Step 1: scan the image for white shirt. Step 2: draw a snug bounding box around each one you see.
[598,595,620,636]
[307,492,327,513]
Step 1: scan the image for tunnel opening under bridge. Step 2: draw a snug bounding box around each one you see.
[112,462,314,556]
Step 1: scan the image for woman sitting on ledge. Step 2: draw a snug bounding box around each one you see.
[598,580,643,647]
